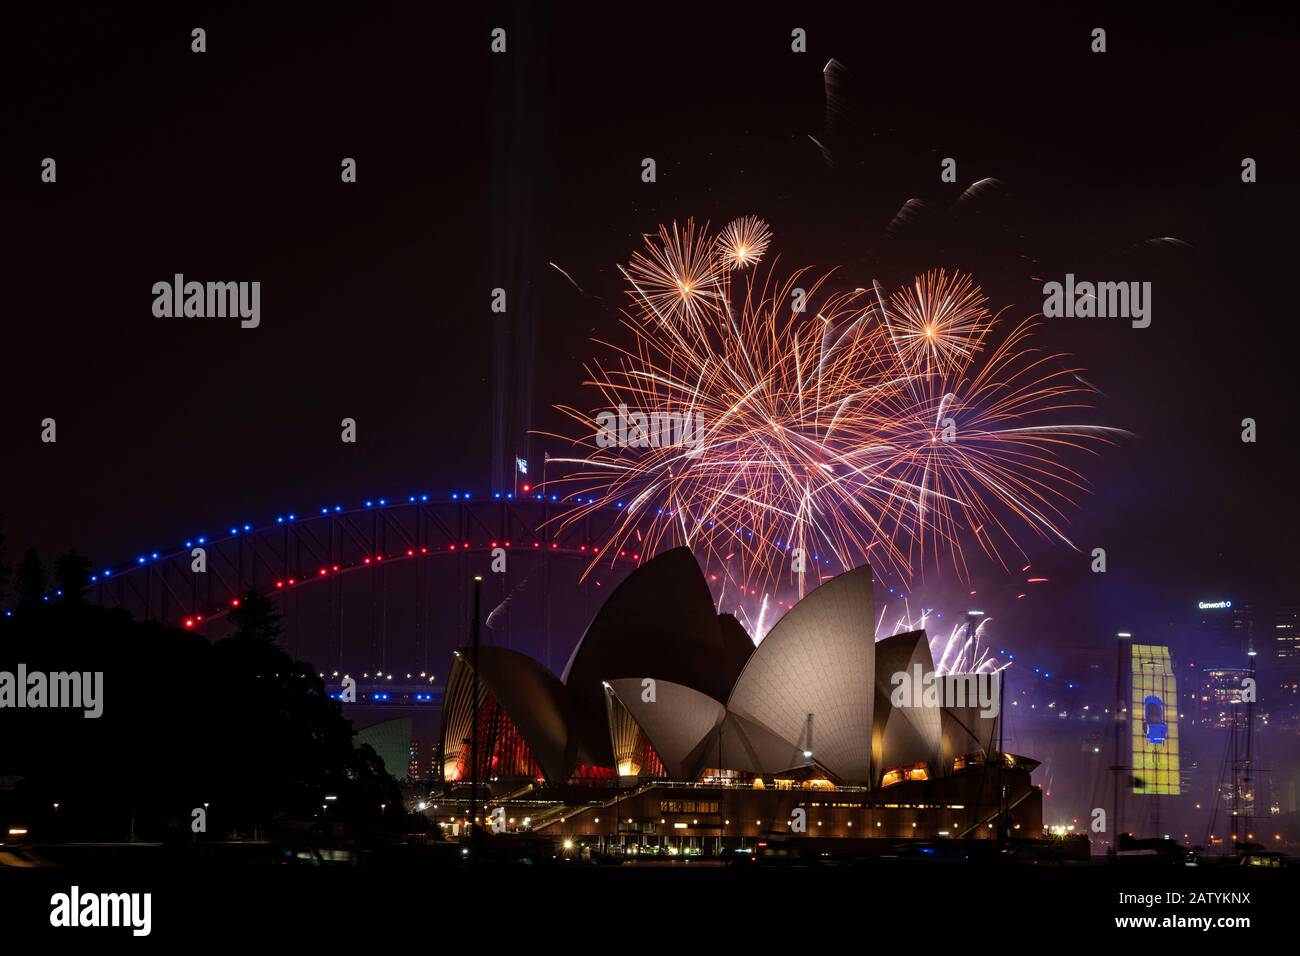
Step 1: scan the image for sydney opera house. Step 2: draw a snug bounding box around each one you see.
[436,549,1043,855]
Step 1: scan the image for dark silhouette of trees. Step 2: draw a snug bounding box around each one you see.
[13,548,47,606]
[53,550,92,605]
[0,597,401,843]
[227,589,283,644]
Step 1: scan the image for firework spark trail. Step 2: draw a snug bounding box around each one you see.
[870,600,998,674]
[538,216,1127,591]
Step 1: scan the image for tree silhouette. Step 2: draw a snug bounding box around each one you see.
[13,548,47,606]
[228,589,283,644]
[0,600,402,841]
[53,550,92,605]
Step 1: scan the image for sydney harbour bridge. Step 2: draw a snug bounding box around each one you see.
[82,487,647,679]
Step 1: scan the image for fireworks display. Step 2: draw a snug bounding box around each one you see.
[885,269,995,373]
[622,218,724,326]
[544,216,1127,593]
[715,215,773,271]
[875,602,1005,674]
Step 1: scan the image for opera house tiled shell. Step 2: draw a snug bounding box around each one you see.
[872,630,944,788]
[440,547,997,788]
[725,564,876,782]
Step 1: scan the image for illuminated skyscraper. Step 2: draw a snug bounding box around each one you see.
[1196,600,1254,656]
[1274,605,1300,662]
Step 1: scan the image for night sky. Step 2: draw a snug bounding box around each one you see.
[4,3,1297,669]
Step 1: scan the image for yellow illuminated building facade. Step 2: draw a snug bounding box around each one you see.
[1131,644,1179,795]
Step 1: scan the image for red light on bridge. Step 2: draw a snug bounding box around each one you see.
[275,581,284,588]
[406,549,414,557]
[231,598,240,607]
[363,558,371,565]
[375,555,383,561]
[521,484,531,493]
[319,568,327,576]
[288,578,296,585]
[184,619,194,628]
[332,565,339,571]
[420,547,428,554]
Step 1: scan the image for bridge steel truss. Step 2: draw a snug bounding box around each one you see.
[90,496,635,670]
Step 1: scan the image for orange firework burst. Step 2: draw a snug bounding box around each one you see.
[716,215,773,271]
[542,218,1126,590]
[885,268,996,373]
[623,218,724,325]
